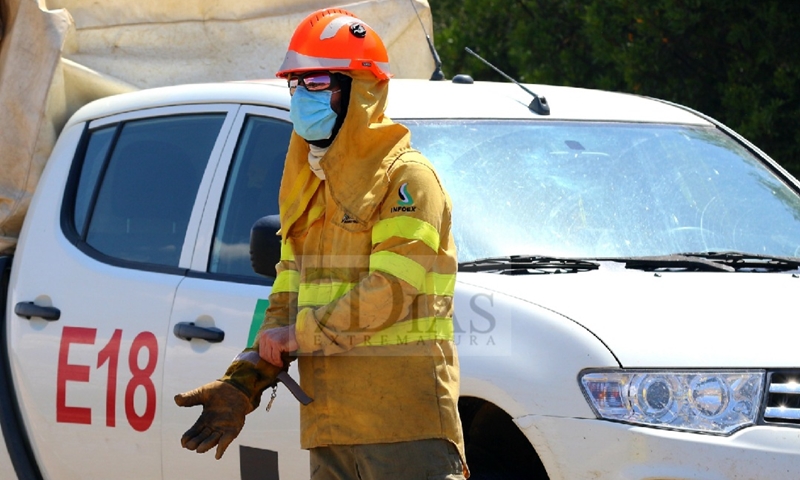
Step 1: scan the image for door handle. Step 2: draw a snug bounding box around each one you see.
[173,322,225,343]
[15,302,61,321]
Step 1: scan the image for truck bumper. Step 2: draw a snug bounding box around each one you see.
[517,414,800,480]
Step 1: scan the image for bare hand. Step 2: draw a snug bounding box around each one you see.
[258,325,298,367]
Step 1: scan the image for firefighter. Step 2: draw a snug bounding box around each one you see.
[176,8,466,478]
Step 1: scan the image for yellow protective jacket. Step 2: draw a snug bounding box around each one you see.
[261,71,464,459]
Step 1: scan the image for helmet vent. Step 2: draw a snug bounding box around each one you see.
[310,8,349,27]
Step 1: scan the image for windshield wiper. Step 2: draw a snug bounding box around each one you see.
[602,255,736,272]
[679,251,800,272]
[458,255,599,274]
[598,252,800,273]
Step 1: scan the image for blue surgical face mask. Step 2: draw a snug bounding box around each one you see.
[289,87,338,141]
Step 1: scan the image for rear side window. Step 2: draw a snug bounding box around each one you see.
[70,114,225,267]
[74,126,115,234]
[209,115,292,277]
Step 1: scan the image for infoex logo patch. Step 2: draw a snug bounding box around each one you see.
[398,183,413,205]
[392,182,417,212]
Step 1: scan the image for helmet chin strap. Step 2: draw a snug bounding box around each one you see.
[308,74,351,148]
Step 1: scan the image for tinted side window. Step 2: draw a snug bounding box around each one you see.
[74,114,225,267]
[74,126,115,235]
[209,116,292,277]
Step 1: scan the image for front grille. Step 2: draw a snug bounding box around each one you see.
[763,371,800,425]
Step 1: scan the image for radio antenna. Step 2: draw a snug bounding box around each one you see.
[465,47,550,115]
[409,0,445,81]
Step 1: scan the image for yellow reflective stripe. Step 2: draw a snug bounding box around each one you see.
[272,270,299,293]
[280,241,295,262]
[425,273,456,296]
[357,317,454,347]
[369,251,426,291]
[298,282,357,307]
[294,274,453,307]
[372,217,440,252]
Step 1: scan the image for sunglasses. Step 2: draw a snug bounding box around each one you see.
[288,72,337,96]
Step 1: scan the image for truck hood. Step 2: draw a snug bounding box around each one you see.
[456,268,800,368]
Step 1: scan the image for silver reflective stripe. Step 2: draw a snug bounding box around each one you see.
[320,15,362,40]
[280,50,351,72]
[376,61,392,76]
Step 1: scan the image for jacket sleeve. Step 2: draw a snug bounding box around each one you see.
[295,155,450,355]
[257,239,300,337]
[218,240,299,407]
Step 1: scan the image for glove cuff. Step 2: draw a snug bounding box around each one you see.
[220,349,284,409]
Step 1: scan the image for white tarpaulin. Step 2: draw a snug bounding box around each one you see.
[0,0,436,253]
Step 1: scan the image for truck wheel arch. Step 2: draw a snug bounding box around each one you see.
[459,396,549,479]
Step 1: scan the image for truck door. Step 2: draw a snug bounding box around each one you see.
[161,107,310,479]
[6,105,237,480]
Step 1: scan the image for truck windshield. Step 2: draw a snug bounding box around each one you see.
[405,120,800,262]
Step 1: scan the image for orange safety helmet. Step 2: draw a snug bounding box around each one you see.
[276,8,392,80]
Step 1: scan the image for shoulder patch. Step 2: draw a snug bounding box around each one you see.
[392,182,417,213]
[397,183,414,206]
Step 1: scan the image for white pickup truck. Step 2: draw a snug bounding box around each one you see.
[2,77,800,480]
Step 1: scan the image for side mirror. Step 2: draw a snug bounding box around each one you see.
[250,215,281,278]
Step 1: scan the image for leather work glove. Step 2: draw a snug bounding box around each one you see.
[174,380,253,459]
[174,349,289,459]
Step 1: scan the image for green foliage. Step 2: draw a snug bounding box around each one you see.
[431,0,800,176]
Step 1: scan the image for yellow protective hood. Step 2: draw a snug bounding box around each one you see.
[278,71,413,239]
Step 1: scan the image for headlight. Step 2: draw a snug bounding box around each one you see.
[579,370,765,435]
